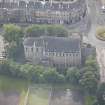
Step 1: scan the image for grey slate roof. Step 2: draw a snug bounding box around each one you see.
[23,36,81,53]
[1,0,85,10]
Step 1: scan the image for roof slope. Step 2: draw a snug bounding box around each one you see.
[23,36,81,53]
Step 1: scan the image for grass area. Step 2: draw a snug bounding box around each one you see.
[0,75,28,92]
[0,75,84,105]
[96,27,105,41]
[0,75,29,105]
[28,84,51,105]
[84,95,96,105]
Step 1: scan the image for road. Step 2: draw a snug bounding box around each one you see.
[85,0,105,82]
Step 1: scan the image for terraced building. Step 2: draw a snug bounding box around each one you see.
[0,0,87,25]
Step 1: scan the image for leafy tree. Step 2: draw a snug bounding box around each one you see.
[19,64,33,80]
[6,41,25,61]
[85,56,99,71]
[0,60,11,75]
[96,83,105,105]
[25,25,46,37]
[30,65,45,82]
[79,70,98,93]
[25,25,68,37]
[3,24,23,43]
[66,67,81,85]
[9,60,20,77]
[81,66,100,81]
[43,68,65,83]
[47,25,68,37]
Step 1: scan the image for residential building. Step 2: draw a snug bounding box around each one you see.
[0,0,87,25]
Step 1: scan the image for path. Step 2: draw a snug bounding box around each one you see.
[96,48,105,82]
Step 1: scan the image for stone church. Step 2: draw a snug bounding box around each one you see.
[23,35,95,69]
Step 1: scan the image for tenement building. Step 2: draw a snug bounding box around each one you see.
[23,35,95,69]
[0,0,87,25]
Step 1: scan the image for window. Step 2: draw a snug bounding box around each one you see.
[66,53,68,56]
[59,53,61,56]
[52,52,54,56]
[63,53,65,56]
[31,48,33,52]
[36,48,38,52]
[26,48,27,52]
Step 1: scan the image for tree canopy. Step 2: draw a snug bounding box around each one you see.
[25,25,68,37]
[3,24,23,43]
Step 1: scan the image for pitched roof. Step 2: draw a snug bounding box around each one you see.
[23,36,81,53]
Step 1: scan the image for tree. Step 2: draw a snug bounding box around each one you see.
[3,24,23,43]
[30,65,45,82]
[7,41,25,61]
[79,70,98,93]
[43,68,65,83]
[25,25,68,37]
[9,60,20,77]
[0,60,11,75]
[96,83,105,105]
[81,66,100,81]
[85,56,99,71]
[25,25,46,37]
[66,67,81,85]
[47,25,68,37]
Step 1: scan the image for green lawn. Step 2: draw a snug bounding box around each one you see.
[84,95,96,105]
[0,75,51,105]
[0,75,28,105]
[0,75,28,92]
[28,84,51,105]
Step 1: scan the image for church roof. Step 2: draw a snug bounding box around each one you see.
[23,36,81,53]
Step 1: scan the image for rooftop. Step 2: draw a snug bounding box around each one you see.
[23,36,81,53]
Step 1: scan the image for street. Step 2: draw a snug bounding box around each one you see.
[85,0,105,82]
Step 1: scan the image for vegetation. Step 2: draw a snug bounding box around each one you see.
[1,24,102,105]
[25,24,68,37]
[84,96,96,105]
[2,24,68,61]
[28,84,51,105]
[0,55,99,94]
[66,67,81,85]
[3,24,23,43]
[96,27,105,41]
[2,24,24,61]
[95,83,105,105]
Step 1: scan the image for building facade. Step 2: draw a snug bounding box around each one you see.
[0,0,87,25]
[23,36,82,68]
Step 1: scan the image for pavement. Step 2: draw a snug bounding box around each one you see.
[96,48,105,82]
